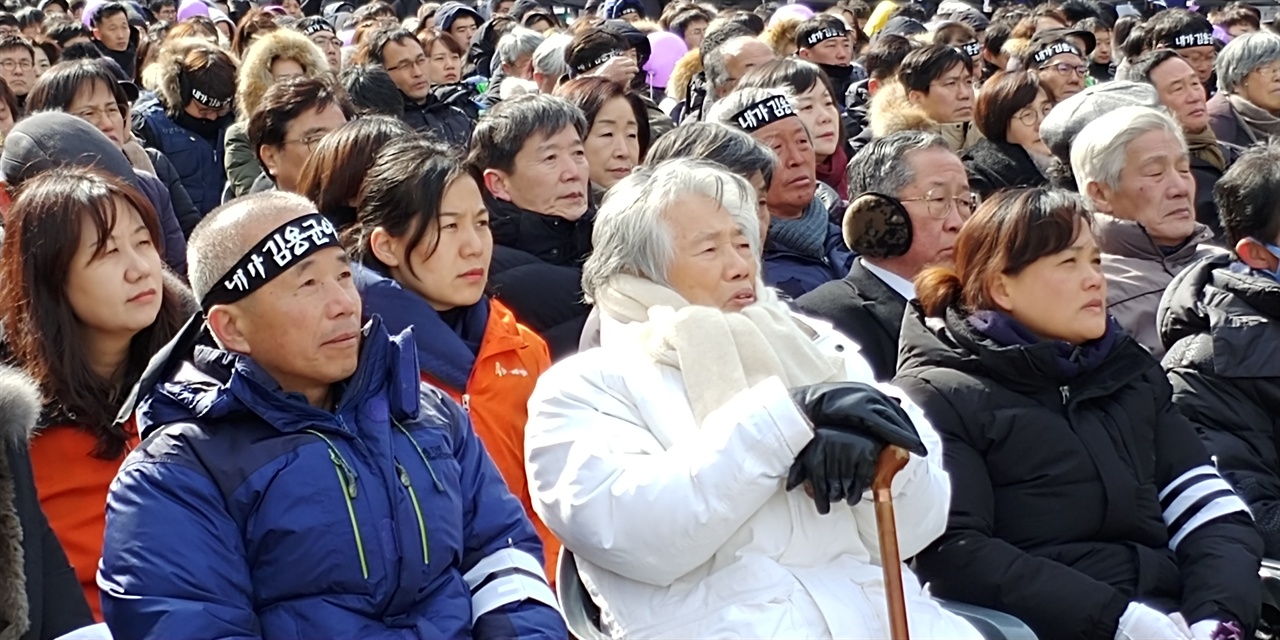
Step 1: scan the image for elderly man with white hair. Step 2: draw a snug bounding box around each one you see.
[524,158,980,639]
[1072,106,1222,356]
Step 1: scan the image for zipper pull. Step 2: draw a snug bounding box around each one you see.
[330,450,358,499]
[1060,386,1070,405]
[461,394,471,413]
[395,460,411,487]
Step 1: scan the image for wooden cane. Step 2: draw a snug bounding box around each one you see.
[874,445,913,640]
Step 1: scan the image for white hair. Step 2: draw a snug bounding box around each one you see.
[1071,106,1186,205]
[532,32,572,79]
[497,26,544,66]
[582,159,760,302]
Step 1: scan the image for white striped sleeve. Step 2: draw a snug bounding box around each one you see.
[1159,465,1252,550]
[462,547,561,621]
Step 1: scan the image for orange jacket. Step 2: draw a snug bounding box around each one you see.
[421,299,561,582]
[29,421,138,620]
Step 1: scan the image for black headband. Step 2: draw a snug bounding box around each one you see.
[802,25,847,48]
[1032,41,1082,65]
[960,41,981,57]
[190,87,230,110]
[300,21,335,37]
[1166,30,1215,49]
[570,49,623,76]
[732,94,797,133]
[200,213,342,311]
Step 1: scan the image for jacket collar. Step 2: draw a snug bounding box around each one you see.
[487,194,594,265]
[847,259,910,338]
[1160,253,1280,377]
[1094,213,1215,263]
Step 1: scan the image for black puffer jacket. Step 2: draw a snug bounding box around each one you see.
[487,197,594,361]
[400,93,476,149]
[961,138,1048,199]
[893,303,1263,640]
[1160,254,1280,558]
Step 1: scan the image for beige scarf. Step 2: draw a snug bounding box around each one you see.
[1185,127,1226,172]
[594,274,844,425]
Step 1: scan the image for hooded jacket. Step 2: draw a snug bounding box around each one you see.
[487,197,594,360]
[961,137,1048,199]
[0,365,95,640]
[1160,254,1280,558]
[353,266,561,580]
[97,317,566,639]
[0,112,188,275]
[894,304,1263,640]
[1095,214,1222,358]
[870,82,983,153]
[224,30,330,198]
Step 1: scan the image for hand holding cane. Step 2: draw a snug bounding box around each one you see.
[874,445,912,640]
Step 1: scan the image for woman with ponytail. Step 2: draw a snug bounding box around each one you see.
[893,187,1263,640]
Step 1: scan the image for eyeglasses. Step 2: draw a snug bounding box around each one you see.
[387,55,428,73]
[1180,50,1217,66]
[0,58,33,72]
[1015,102,1053,126]
[900,189,981,219]
[1040,62,1087,77]
[283,133,329,151]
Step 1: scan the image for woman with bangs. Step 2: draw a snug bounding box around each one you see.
[0,166,191,620]
[892,187,1263,640]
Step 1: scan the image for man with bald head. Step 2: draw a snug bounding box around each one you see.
[98,192,566,640]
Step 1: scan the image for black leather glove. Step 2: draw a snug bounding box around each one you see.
[789,382,927,456]
[785,428,884,515]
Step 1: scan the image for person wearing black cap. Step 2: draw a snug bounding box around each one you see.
[353,25,474,147]
[293,15,341,71]
[796,14,858,111]
[601,0,643,23]
[97,190,567,640]
[1020,30,1091,103]
[1146,8,1218,90]
[133,36,236,216]
[434,0,480,50]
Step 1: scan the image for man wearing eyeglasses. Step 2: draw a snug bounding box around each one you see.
[1019,30,1095,104]
[1145,9,1219,93]
[0,34,35,106]
[249,76,352,196]
[798,130,973,381]
[354,24,475,148]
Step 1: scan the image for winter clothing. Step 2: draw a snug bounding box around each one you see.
[400,93,475,148]
[487,196,594,360]
[525,279,980,639]
[132,93,227,217]
[144,148,201,238]
[1160,254,1280,558]
[223,30,330,198]
[0,366,95,640]
[94,40,138,81]
[436,1,482,31]
[815,144,850,200]
[1040,81,1161,163]
[869,82,983,153]
[894,303,1264,640]
[352,266,561,580]
[763,185,853,299]
[961,138,1048,199]
[1095,213,1222,358]
[797,258,910,381]
[1207,92,1268,150]
[0,112,188,275]
[97,317,566,639]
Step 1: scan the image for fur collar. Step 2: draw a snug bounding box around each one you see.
[0,365,39,639]
[869,81,984,151]
[667,49,702,101]
[235,29,330,121]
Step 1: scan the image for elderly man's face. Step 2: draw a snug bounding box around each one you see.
[1149,56,1209,133]
[486,124,590,220]
[665,194,759,311]
[891,147,971,276]
[753,117,815,220]
[226,246,363,403]
[1088,128,1196,247]
[718,39,774,98]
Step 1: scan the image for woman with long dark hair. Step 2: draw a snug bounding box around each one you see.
[348,135,561,581]
[296,115,413,232]
[893,187,1263,640]
[0,166,192,620]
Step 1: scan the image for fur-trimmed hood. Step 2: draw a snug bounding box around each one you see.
[0,365,39,445]
[667,49,701,101]
[869,81,984,152]
[236,29,330,121]
[140,37,229,114]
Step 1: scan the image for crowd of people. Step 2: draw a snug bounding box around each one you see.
[0,0,1277,637]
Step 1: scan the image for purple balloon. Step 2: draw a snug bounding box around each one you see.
[645,30,688,90]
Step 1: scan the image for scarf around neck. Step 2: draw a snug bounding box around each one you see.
[967,309,1121,380]
[768,195,829,261]
[1229,93,1280,143]
[1185,126,1226,171]
[594,274,843,424]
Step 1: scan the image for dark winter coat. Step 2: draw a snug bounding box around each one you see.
[0,365,94,640]
[400,93,476,149]
[1160,254,1280,558]
[97,317,566,639]
[961,138,1048,199]
[487,197,594,360]
[1188,145,1238,241]
[762,186,852,300]
[132,94,226,216]
[144,148,201,238]
[1207,93,1261,150]
[894,304,1263,640]
[796,258,908,381]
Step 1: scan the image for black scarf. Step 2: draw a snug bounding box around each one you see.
[174,111,228,141]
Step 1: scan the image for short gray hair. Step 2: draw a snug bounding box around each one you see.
[1071,106,1185,199]
[847,130,951,197]
[1217,30,1280,94]
[703,36,755,95]
[497,26,544,66]
[467,93,587,174]
[583,159,759,302]
[646,122,777,188]
[188,191,318,302]
[705,86,796,129]
[532,32,571,79]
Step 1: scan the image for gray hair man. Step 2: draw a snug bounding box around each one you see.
[467,93,591,358]
[496,26,543,81]
[532,32,571,94]
[704,36,775,108]
[1072,105,1221,356]
[797,130,973,381]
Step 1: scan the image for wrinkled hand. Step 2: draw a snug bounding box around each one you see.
[789,382,927,456]
[785,427,884,515]
[591,55,639,86]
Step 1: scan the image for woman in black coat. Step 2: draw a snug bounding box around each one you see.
[0,364,94,640]
[893,188,1263,640]
[962,71,1052,199]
